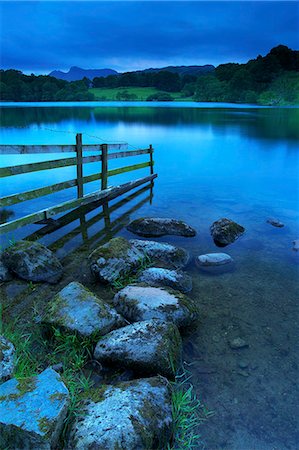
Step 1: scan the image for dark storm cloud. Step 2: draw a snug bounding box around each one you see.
[0,1,298,73]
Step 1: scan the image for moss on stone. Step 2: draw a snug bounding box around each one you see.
[0,376,36,401]
[91,238,131,261]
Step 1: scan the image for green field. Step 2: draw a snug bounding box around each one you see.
[89,86,191,101]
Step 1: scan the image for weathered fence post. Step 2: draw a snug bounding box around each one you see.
[76,133,83,198]
[149,144,154,175]
[101,143,108,190]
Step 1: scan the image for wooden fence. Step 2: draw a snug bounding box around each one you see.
[0,134,156,234]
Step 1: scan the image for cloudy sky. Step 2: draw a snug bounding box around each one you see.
[0,1,298,74]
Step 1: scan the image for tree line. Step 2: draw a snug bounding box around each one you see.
[0,45,298,104]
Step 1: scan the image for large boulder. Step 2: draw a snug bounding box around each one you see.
[2,240,63,284]
[137,267,192,293]
[89,237,146,284]
[70,376,172,449]
[0,368,69,449]
[0,336,15,383]
[94,319,182,378]
[210,218,245,246]
[127,217,196,237]
[44,282,126,337]
[130,239,190,268]
[113,285,198,327]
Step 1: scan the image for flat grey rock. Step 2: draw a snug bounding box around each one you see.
[89,237,146,284]
[0,336,15,382]
[2,240,63,284]
[130,239,190,268]
[137,267,192,292]
[267,217,284,228]
[94,319,182,378]
[0,368,69,449]
[229,338,248,349]
[44,281,126,337]
[127,217,196,237]
[197,253,233,266]
[113,285,198,327]
[70,376,172,449]
[210,218,245,247]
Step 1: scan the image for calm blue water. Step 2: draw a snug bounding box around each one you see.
[0,103,298,449]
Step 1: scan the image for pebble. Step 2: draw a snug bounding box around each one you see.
[238,369,250,377]
[293,239,299,251]
[266,218,284,228]
[238,360,249,369]
[229,337,248,349]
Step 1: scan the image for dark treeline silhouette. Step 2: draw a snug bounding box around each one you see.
[0,45,298,104]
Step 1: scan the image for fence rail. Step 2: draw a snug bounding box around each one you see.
[0,134,156,234]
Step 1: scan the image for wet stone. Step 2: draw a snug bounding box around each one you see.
[210,218,245,247]
[292,239,299,252]
[113,285,198,327]
[137,267,192,292]
[2,240,63,284]
[89,237,146,284]
[127,217,196,237]
[197,253,233,266]
[94,319,182,378]
[229,338,248,349]
[0,336,15,383]
[0,256,12,282]
[130,239,190,268]
[0,368,69,450]
[70,376,172,450]
[267,218,284,228]
[44,281,126,337]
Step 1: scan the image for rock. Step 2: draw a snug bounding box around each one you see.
[229,338,248,349]
[0,336,15,382]
[238,360,249,369]
[137,267,192,293]
[210,218,245,247]
[0,368,69,449]
[0,256,13,282]
[127,217,196,237]
[44,281,126,337]
[292,239,299,251]
[267,218,284,228]
[70,376,172,449]
[2,240,63,284]
[197,253,233,266]
[113,285,198,327]
[89,237,146,284]
[94,319,182,378]
[130,239,190,268]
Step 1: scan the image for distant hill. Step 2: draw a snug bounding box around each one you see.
[49,66,118,81]
[141,65,215,76]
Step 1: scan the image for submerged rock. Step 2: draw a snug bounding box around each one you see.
[229,338,248,349]
[70,376,172,449]
[127,217,196,237]
[210,218,245,247]
[292,239,299,251]
[44,281,126,337]
[113,285,198,327]
[0,368,69,449]
[0,336,15,382]
[2,240,63,284]
[94,319,182,378]
[89,237,146,284]
[130,239,190,268]
[0,256,12,282]
[137,267,192,292]
[267,218,284,228]
[197,253,233,266]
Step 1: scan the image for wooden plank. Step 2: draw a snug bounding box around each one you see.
[0,154,103,178]
[0,143,127,154]
[0,173,157,234]
[101,144,108,191]
[76,133,83,198]
[107,149,150,160]
[107,161,151,177]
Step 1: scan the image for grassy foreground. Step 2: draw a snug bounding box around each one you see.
[89,86,192,102]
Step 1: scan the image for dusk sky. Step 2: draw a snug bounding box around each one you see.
[0,1,298,74]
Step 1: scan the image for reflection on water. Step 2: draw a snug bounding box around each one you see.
[0,103,298,449]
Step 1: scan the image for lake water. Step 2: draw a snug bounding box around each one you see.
[1,102,299,449]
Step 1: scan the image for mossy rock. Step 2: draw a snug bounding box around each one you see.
[127,217,196,237]
[130,239,190,269]
[210,218,245,246]
[70,376,172,449]
[0,336,15,383]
